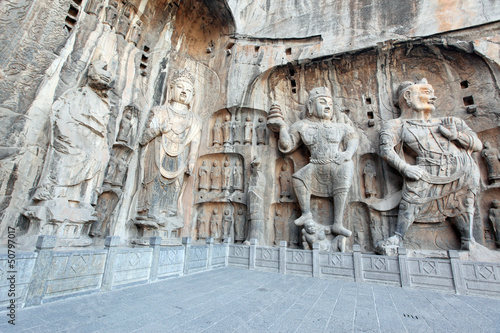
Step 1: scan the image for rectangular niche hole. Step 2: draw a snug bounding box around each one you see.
[143,45,150,53]
[342,109,350,116]
[367,111,374,119]
[291,79,297,88]
[73,0,82,5]
[141,54,149,63]
[254,46,260,52]
[226,42,235,50]
[68,5,79,17]
[366,97,372,105]
[460,80,469,89]
[292,88,297,94]
[286,47,292,55]
[65,16,76,26]
[463,96,474,106]
[140,63,147,70]
[288,67,295,76]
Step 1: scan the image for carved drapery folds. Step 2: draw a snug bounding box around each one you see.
[134,68,201,245]
[23,59,114,247]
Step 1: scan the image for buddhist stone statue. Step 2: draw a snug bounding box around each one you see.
[482,141,500,184]
[268,87,359,244]
[489,200,500,249]
[376,79,482,255]
[279,163,291,200]
[210,208,221,240]
[256,117,266,145]
[222,209,233,239]
[24,59,113,246]
[233,159,244,192]
[210,160,222,191]
[234,207,246,243]
[244,115,253,145]
[135,68,201,239]
[232,115,243,145]
[198,160,210,192]
[212,118,223,147]
[197,209,208,239]
[363,160,377,198]
[223,115,232,146]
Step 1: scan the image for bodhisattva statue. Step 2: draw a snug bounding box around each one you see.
[24,59,113,246]
[267,87,359,241]
[136,68,201,236]
[376,79,482,255]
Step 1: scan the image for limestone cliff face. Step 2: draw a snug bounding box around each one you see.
[1,0,499,255]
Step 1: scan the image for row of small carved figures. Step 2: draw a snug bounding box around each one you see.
[196,208,246,241]
[212,115,267,147]
[197,158,244,193]
[85,0,142,46]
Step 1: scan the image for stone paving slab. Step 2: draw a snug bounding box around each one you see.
[1,267,499,333]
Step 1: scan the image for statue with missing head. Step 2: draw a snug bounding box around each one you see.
[267,87,359,249]
[376,79,482,255]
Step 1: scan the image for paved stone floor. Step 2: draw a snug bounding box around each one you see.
[2,267,500,333]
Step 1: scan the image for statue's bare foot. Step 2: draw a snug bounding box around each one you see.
[330,224,352,238]
[294,212,313,226]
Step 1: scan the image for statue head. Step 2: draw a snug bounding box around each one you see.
[493,200,500,209]
[213,208,218,214]
[246,115,252,122]
[258,117,265,123]
[88,59,113,91]
[282,163,288,171]
[304,221,316,234]
[238,208,243,214]
[224,209,230,215]
[225,115,231,122]
[484,141,491,149]
[213,161,218,167]
[396,78,436,118]
[307,87,333,120]
[170,68,195,106]
[224,158,230,167]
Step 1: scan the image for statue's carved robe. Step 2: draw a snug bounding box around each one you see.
[137,105,201,219]
[34,86,110,205]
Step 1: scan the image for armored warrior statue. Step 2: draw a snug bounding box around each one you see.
[482,141,500,184]
[267,87,359,241]
[376,79,482,254]
[136,68,201,238]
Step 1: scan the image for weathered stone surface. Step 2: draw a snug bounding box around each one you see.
[0,0,498,267]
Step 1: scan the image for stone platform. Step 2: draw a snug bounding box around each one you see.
[2,267,499,333]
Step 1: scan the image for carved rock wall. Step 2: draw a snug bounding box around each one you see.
[1,0,500,260]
